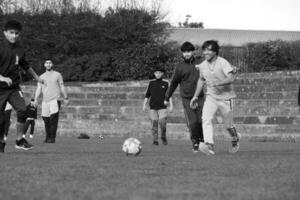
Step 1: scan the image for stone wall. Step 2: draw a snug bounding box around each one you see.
[10,70,300,142]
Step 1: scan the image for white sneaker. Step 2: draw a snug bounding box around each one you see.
[29,135,34,139]
[229,132,241,154]
[199,142,215,155]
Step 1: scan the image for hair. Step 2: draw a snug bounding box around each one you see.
[180,41,195,52]
[31,98,34,101]
[154,67,165,73]
[202,40,220,55]
[4,20,22,31]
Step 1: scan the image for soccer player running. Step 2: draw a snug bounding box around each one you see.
[34,59,68,143]
[190,40,240,155]
[0,20,44,152]
[164,41,205,152]
[143,67,173,146]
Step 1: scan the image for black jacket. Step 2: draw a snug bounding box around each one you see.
[0,39,29,89]
[165,57,204,100]
[145,79,169,110]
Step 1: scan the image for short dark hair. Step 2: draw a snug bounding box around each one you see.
[153,67,165,73]
[180,41,195,52]
[202,40,220,55]
[4,20,22,31]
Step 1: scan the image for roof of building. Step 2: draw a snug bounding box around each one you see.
[167,28,300,46]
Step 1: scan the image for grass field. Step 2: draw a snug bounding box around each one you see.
[0,136,299,200]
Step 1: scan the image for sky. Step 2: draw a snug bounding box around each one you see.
[161,0,300,31]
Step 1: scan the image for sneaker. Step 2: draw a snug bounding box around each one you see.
[0,141,6,153]
[229,132,241,154]
[15,138,33,150]
[192,143,199,153]
[161,138,168,145]
[49,138,55,143]
[29,134,34,139]
[22,134,26,138]
[44,138,51,143]
[153,141,159,146]
[199,142,215,155]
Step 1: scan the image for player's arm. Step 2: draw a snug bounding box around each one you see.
[190,70,205,108]
[168,97,174,112]
[58,74,68,103]
[34,82,42,106]
[142,98,149,111]
[165,66,180,104]
[27,67,44,84]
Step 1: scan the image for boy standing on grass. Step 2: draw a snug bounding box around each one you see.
[190,40,240,155]
[34,59,68,143]
[0,20,44,153]
[23,98,37,139]
[164,41,205,152]
[143,67,173,145]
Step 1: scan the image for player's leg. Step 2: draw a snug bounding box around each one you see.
[8,90,33,150]
[3,109,12,141]
[29,120,35,138]
[220,98,241,153]
[0,93,9,152]
[200,96,218,155]
[158,109,168,145]
[42,117,51,142]
[149,109,159,145]
[23,119,30,138]
[48,101,61,143]
[182,98,203,152]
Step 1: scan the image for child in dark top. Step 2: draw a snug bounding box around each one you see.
[143,67,173,145]
[0,20,44,153]
[23,98,37,139]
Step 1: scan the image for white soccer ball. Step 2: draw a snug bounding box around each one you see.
[122,138,142,156]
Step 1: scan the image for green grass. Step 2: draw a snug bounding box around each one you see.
[0,136,299,200]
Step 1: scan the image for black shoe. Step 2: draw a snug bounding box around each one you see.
[161,138,168,145]
[153,141,159,146]
[0,141,6,153]
[15,138,33,150]
[44,138,50,143]
[49,138,55,143]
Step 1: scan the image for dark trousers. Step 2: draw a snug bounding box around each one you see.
[42,101,61,139]
[24,120,35,135]
[0,110,12,139]
[181,97,204,144]
[0,89,27,141]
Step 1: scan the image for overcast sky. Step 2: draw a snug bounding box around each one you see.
[162,0,300,31]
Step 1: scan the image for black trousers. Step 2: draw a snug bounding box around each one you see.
[0,110,12,139]
[181,97,204,144]
[24,120,35,135]
[42,101,61,139]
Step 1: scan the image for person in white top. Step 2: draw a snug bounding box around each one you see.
[34,59,68,143]
[190,40,241,155]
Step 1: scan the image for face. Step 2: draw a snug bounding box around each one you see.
[44,60,53,70]
[3,29,20,43]
[154,71,163,79]
[203,45,217,62]
[182,51,193,60]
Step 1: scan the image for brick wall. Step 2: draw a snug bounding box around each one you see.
[11,70,300,142]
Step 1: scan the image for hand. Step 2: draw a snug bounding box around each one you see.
[190,97,198,109]
[0,77,12,86]
[33,100,38,107]
[164,100,169,106]
[63,99,69,105]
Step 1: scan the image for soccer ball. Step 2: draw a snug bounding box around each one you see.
[122,138,142,156]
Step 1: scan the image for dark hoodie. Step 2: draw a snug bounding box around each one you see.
[0,39,29,89]
[165,56,204,100]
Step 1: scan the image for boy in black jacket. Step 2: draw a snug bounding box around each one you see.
[23,98,37,139]
[164,41,205,152]
[143,67,173,145]
[0,20,44,152]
